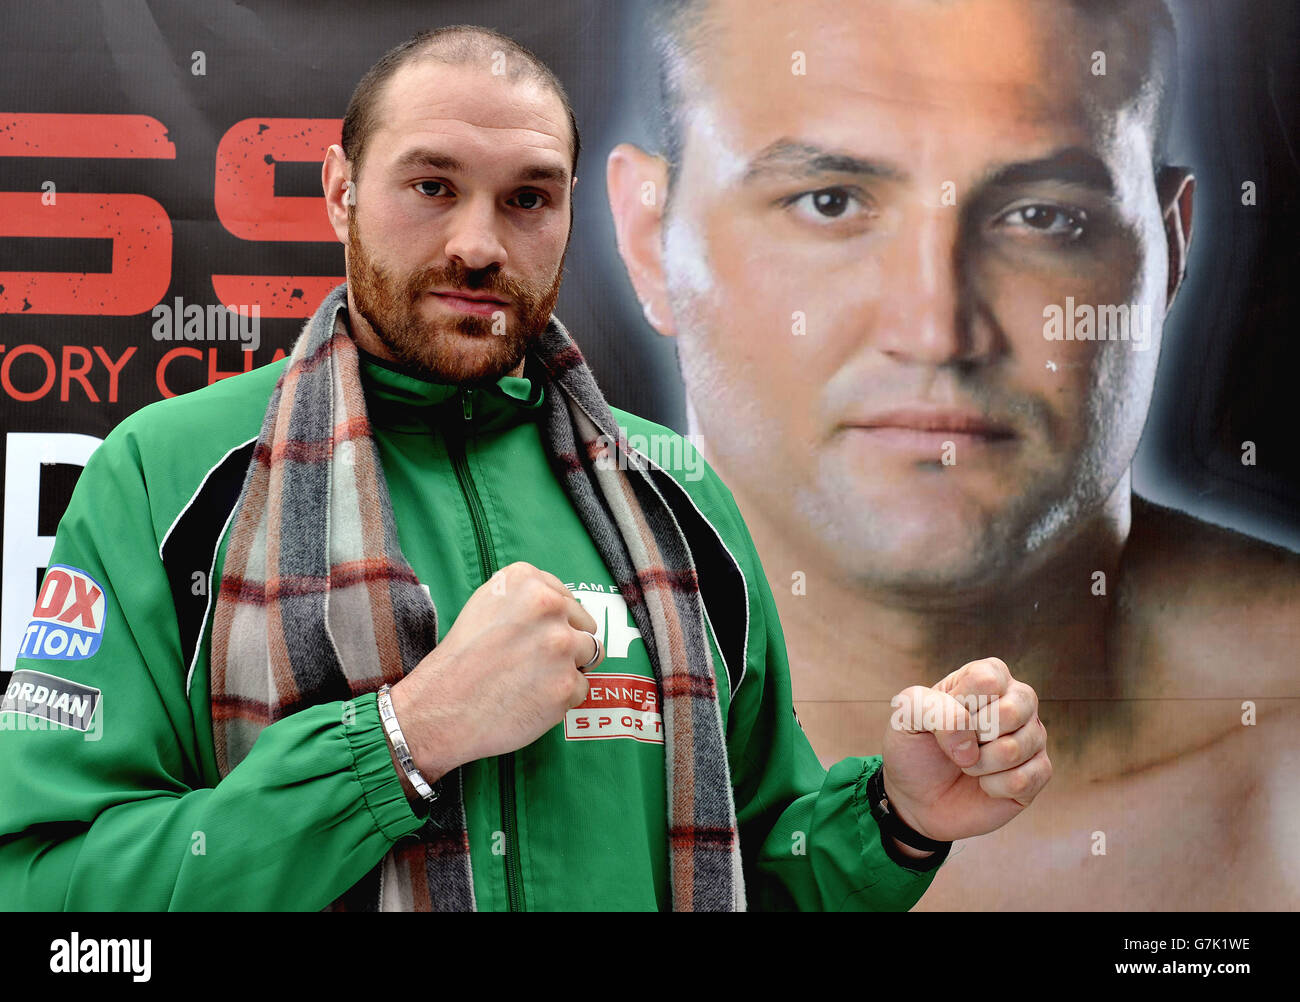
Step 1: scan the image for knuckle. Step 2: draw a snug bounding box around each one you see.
[545,624,573,657]
[551,674,575,709]
[959,664,991,690]
[982,656,1010,676]
[993,733,1021,765]
[528,582,562,617]
[962,658,1006,690]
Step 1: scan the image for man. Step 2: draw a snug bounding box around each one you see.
[0,25,1049,911]
[606,0,1298,908]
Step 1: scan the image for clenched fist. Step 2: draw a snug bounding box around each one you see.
[388,561,605,788]
[881,657,1050,845]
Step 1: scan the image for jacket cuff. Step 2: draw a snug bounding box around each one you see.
[342,692,428,843]
[843,756,943,902]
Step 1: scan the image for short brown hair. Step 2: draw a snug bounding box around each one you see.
[341,25,581,182]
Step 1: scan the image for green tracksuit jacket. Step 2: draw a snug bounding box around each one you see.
[0,347,942,911]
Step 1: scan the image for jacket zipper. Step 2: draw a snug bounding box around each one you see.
[447,388,524,912]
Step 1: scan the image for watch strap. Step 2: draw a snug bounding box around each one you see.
[866,763,952,872]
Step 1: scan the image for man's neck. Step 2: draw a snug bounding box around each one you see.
[699,436,1132,706]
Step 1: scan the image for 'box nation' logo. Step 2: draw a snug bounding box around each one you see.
[19,565,107,661]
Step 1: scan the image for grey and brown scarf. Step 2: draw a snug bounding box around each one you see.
[208,283,746,911]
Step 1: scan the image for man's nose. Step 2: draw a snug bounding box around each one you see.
[443,194,508,272]
[870,207,985,365]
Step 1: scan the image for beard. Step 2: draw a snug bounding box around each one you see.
[346,211,565,385]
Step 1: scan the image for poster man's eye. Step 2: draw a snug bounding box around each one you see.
[415,181,452,197]
[1001,203,1087,238]
[786,186,866,223]
[511,191,547,210]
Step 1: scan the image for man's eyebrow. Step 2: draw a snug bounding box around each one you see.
[390,147,568,185]
[739,141,1118,197]
[982,148,1117,195]
[392,148,466,174]
[517,164,570,185]
[742,140,909,183]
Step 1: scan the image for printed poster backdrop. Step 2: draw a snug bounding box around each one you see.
[0,0,1296,910]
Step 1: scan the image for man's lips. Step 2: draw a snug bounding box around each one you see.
[840,408,1018,453]
[848,409,1017,437]
[426,288,510,317]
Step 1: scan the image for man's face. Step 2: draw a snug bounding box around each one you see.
[345,59,573,385]
[655,0,1182,592]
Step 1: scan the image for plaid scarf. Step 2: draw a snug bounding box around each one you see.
[208,283,745,911]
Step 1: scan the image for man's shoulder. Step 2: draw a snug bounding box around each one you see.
[606,406,747,536]
[1123,494,1300,690]
[107,359,286,463]
[1126,493,1300,596]
[82,360,287,525]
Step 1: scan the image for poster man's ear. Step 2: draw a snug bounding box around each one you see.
[607,143,677,336]
[1158,166,1195,309]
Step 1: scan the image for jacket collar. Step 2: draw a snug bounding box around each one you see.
[358,347,545,433]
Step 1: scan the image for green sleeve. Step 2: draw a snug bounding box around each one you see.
[690,472,942,910]
[0,427,425,911]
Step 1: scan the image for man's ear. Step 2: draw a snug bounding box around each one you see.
[322,144,353,245]
[1157,166,1195,309]
[607,143,676,337]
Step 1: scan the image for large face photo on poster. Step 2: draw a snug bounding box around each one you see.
[606,0,1299,909]
[0,0,1297,911]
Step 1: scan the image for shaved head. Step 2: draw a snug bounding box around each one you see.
[343,25,581,182]
[652,0,1178,183]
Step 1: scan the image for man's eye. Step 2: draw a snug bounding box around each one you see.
[510,191,547,210]
[786,187,864,222]
[1000,203,1087,238]
[415,181,452,197]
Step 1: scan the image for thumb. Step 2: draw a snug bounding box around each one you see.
[890,685,981,769]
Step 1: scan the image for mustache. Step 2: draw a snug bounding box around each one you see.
[404,261,534,305]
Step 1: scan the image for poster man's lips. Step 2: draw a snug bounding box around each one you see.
[846,408,1017,437]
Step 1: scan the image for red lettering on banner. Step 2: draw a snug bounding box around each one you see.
[215,118,339,241]
[0,192,172,316]
[94,345,135,402]
[0,113,175,158]
[0,344,56,401]
[0,114,175,315]
[155,346,283,398]
[213,118,344,318]
[156,347,204,398]
[60,346,97,402]
[0,343,136,402]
